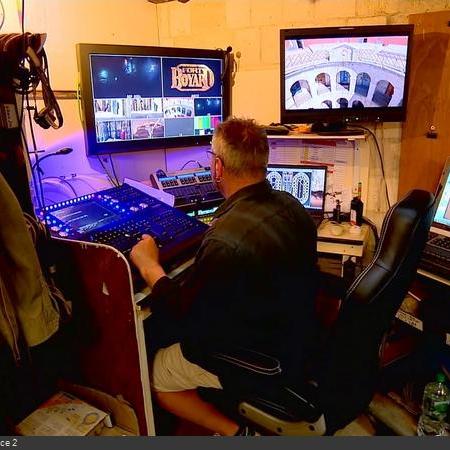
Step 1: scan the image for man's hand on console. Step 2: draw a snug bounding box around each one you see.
[130,234,166,288]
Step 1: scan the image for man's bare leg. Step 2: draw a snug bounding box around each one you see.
[155,389,239,436]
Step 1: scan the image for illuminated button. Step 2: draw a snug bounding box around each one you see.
[59,231,68,237]
[139,203,148,208]
[130,206,139,212]
[50,226,60,232]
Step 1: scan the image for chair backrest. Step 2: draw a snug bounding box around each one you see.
[318,189,435,433]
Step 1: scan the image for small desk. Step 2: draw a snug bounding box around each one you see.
[317,221,370,257]
[317,221,371,278]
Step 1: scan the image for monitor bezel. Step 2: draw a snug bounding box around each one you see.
[77,43,231,156]
[267,163,328,214]
[431,157,450,233]
[280,24,414,124]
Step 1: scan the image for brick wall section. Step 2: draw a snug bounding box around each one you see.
[157,0,450,210]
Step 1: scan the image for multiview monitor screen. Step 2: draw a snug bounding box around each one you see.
[267,164,327,214]
[280,25,414,124]
[77,44,231,156]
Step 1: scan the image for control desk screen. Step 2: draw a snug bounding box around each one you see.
[51,202,120,234]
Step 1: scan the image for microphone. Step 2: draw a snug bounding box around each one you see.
[32,147,73,175]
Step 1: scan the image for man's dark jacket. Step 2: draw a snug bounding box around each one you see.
[148,180,318,384]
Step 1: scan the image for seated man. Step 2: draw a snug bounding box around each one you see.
[131,117,318,436]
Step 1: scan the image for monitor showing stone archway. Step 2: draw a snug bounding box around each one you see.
[337,98,348,108]
[372,80,394,106]
[290,79,312,106]
[337,70,350,91]
[315,73,331,94]
[352,100,365,109]
[355,72,371,97]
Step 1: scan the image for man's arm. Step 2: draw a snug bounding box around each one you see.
[130,234,166,288]
[130,234,240,334]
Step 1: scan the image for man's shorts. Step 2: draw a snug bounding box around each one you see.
[152,343,223,392]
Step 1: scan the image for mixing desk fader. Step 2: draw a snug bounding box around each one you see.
[38,183,208,268]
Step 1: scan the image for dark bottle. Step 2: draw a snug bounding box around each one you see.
[350,196,364,226]
[333,199,341,223]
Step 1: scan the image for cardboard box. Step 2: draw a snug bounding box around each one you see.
[15,391,109,436]
[60,382,139,436]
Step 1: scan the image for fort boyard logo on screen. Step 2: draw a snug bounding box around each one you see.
[171,64,215,92]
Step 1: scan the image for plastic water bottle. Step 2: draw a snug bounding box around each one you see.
[417,373,449,436]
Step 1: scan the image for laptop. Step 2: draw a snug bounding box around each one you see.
[267,164,327,226]
[418,157,450,279]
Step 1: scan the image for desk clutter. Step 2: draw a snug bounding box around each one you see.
[318,221,367,245]
[15,391,109,436]
[15,384,138,436]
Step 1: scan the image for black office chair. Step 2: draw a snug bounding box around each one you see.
[202,189,435,435]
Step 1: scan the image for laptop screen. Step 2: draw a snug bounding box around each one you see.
[433,157,450,232]
[267,164,327,215]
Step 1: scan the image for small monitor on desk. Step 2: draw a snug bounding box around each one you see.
[432,157,450,233]
[267,164,327,221]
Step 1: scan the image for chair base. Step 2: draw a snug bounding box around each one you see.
[239,401,326,436]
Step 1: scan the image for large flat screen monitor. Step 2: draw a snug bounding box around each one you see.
[77,43,231,156]
[280,24,414,124]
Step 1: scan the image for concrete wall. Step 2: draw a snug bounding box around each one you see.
[2,0,450,210]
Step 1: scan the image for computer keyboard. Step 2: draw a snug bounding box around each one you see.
[419,233,450,279]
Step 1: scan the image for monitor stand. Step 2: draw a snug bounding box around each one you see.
[310,121,346,133]
[310,121,364,136]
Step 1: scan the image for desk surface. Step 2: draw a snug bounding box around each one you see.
[267,133,366,141]
[317,222,370,257]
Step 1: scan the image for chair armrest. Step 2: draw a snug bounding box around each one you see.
[242,381,323,424]
[211,347,281,376]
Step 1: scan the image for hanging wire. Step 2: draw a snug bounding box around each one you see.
[180,159,202,170]
[109,154,120,186]
[42,177,78,197]
[0,1,5,31]
[348,123,391,209]
[97,155,117,187]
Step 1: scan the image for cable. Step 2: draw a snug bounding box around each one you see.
[97,155,117,187]
[13,95,41,210]
[180,160,202,170]
[362,215,379,248]
[155,4,161,46]
[21,0,24,34]
[109,154,120,186]
[0,1,5,31]
[348,123,391,209]
[70,176,97,192]
[42,177,78,197]
[25,93,46,209]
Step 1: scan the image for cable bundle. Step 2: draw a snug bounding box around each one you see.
[0,32,63,129]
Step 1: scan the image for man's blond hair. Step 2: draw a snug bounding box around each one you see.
[212,117,269,177]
